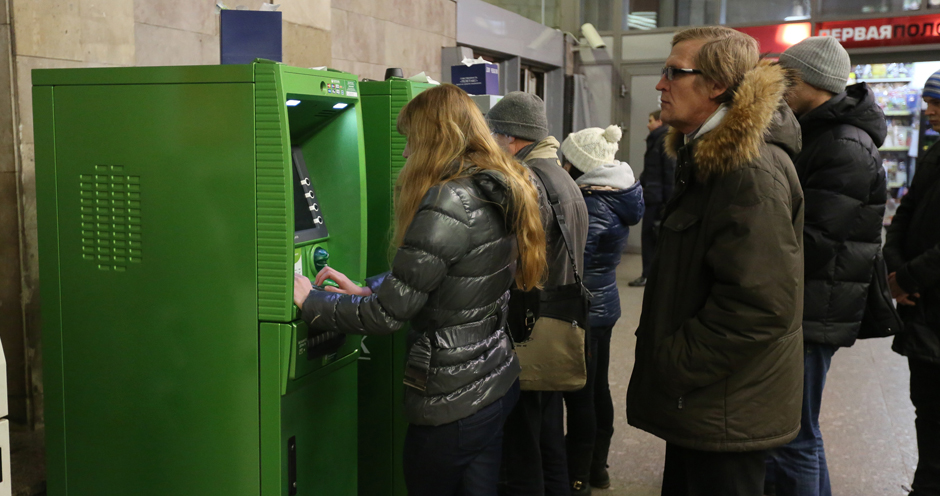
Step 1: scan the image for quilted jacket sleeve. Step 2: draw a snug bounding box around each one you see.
[302,184,472,335]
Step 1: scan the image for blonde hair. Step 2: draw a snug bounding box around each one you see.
[395,84,547,289]
[672,26,760,104]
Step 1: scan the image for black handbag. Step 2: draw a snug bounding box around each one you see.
[507,167,591,392]
[858,250,904,339]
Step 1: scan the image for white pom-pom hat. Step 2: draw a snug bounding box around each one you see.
[560,125,623,174]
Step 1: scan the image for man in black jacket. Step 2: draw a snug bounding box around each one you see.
[885,69,940,496]
[769,36,887,496]
[630,110,676,287]
[488,92,590,496]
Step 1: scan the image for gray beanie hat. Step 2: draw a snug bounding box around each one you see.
[486,91,549,142]
[778,36,850,94]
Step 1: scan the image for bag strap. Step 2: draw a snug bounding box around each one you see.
[529,166,583,286]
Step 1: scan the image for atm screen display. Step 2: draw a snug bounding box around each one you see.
[292,147,329,243]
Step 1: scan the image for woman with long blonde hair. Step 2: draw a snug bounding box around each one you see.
[293,83,546,495]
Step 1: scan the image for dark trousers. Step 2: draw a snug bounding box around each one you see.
[640,204,662,278]
[498,390,569,495]
[563,325,615,482]
[767,343,837,496]
[594,325,615,469]
[404,381,520,496]
[910,358,940,496]
[662,443,767,496]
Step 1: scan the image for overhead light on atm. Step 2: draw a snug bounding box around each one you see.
[286,99,301,107]
[333,103,348,110]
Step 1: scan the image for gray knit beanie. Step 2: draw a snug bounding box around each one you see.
[486,91,549,142]
[778,36,850,94]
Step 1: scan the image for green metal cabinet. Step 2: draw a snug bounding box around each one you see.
[35,61,366,496]
[358,78,436,496]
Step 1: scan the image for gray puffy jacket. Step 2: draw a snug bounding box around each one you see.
[301,168,522,426]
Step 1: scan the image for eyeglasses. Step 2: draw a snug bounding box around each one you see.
[662,66,703,81]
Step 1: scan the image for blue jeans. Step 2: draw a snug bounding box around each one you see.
[767,343,837,496]
[404,380,520,496]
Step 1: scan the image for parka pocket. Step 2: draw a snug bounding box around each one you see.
[662,209,701,232]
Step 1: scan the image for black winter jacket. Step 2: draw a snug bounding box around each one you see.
[579,172,644,328]
[641,125,676,206]
[301,169,522,425]
[885,141,940,363]
[797,83,887,347]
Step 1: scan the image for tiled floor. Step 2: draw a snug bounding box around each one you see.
[599,254,917,496]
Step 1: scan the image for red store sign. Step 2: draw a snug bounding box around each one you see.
[817,14,940,49]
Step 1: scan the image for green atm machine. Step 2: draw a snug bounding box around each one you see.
[358,76,436,496]
[34,61,366,496]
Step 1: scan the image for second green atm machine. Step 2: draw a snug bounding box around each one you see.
[35,61,366,496]
[358,76,436,496]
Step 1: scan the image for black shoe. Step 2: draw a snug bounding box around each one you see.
[590,465,610,489]
[571,480,592,495]
[628,276,646,287]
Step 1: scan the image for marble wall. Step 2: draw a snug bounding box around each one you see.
[2,0,456,426]
[0,0,26,424]
[332,0,456,82]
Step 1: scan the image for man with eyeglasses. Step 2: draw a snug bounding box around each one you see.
[626,26,805,496]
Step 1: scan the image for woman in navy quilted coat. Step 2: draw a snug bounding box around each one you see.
[560,125,644,493]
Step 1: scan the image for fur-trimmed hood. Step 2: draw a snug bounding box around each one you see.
[665,61,801,181]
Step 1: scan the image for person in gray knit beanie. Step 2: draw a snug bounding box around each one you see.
[766,32,889,496]
[778,36,850,94]
[490,91,591,496]
[486,91,550,142]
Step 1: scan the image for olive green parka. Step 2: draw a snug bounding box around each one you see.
[626,62,805,452]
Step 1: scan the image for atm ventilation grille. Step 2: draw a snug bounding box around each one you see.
[390,84,409,226]
[255,64,293,322]
[79,165,142,272]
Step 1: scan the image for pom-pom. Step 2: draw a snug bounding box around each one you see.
[603,125,623,143]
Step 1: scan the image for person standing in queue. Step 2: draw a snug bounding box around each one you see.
[292,83,547,496]
[629,110,675,288]
[487,91,589,496]
[884,68,940,496]
[766,36,888,496]
[626,26,804,496]
[559,124,644,494]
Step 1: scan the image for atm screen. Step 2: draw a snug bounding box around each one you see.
[292,147,329,243]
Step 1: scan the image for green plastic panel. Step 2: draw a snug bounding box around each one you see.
[32,64,255,87]
[34,84,67,496]
[260,322,359,496]
[49,81,261,495]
